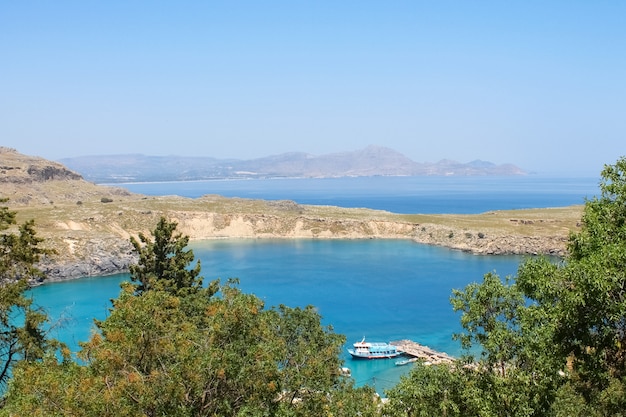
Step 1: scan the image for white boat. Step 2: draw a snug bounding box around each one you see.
[347,337,403,359]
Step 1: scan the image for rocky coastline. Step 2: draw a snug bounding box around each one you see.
[35,208,574,282]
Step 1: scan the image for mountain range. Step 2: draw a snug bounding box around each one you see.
[58,145,526,183]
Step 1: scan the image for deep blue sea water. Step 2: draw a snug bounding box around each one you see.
[116,175,599,214]
[30,176,599,393]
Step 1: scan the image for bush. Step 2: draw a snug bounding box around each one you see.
[100,197,113,203]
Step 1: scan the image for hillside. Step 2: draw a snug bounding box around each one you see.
[59,145,527,183]
[1,148,578,281]
[1,147,133,205]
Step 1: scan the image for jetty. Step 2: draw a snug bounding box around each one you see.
[391,340,455,365]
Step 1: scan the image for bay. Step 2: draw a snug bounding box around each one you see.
[192,239,523,392]
[29,176,597,394]
[31,239,524,394]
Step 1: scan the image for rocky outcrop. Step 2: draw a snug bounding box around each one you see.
[409,223,569,256]
[38,239,137,281]
[25,164,82,182]
[171,212,419,240]
[1,147,83,183]
[1,147,132,206]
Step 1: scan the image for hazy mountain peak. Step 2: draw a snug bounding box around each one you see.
[56,146,527,183]
[467,160,497,168]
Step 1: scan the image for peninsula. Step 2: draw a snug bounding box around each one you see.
[1,147,581,281]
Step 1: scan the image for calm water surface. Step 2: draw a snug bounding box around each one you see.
[116,175,599,214]
[32,239,524,393]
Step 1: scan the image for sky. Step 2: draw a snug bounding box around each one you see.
[1,1,625,175]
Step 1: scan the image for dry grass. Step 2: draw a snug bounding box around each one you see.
[3,174,586,263]
[399,206,584,237]
[10,192,584,241]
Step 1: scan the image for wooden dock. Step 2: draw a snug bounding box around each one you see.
[391,340,455,364]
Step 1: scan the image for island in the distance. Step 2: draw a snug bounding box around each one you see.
[58,145,527,183]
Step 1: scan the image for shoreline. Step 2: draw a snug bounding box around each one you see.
[8,192,581,282]
[36,211,574,282]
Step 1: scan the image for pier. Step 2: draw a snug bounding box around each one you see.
[391,340,455,365]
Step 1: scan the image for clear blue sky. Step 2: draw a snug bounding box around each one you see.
[1,1,624,175]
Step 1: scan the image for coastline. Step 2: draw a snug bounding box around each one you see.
[27,196,580,282]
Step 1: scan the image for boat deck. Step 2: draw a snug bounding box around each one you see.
[391,340,455,365]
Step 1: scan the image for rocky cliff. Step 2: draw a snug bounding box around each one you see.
[33,196,579,282]
[1,147,82,183]
[1,147,131,205]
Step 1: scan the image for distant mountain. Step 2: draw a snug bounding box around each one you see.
[59,145,527,183]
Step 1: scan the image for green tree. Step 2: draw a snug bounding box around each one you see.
[387,285,536,414]
[451,272,525,378]
[384,362,479,417]
[516,157,626,405]
[449,271,562,416]
[2,281,369,416]
[0,199,54,391]
[387,157,626,416]
[272,304,345,403]
[2,219,378,416]
[130,216,214,297]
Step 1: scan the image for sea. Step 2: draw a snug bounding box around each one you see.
[29,175,600,394]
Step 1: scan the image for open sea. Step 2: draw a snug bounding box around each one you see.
[30,175,599,394]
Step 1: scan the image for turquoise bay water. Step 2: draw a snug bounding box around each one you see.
[29,176,597,393]
[31,239,523,393]
[193,239,523,391]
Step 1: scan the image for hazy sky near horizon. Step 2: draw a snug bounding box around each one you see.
[1,2,624,175]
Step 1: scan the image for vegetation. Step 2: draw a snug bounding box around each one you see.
[0,216,380,415]
[384,157,626,416]
[0,199,55,391]
[3,156,626,415]
[129,217,212,296]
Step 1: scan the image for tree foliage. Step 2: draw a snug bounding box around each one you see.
[0,199,54,391]
[385,157,626,416]
[130,216,209,296]
[2,217,378,416]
